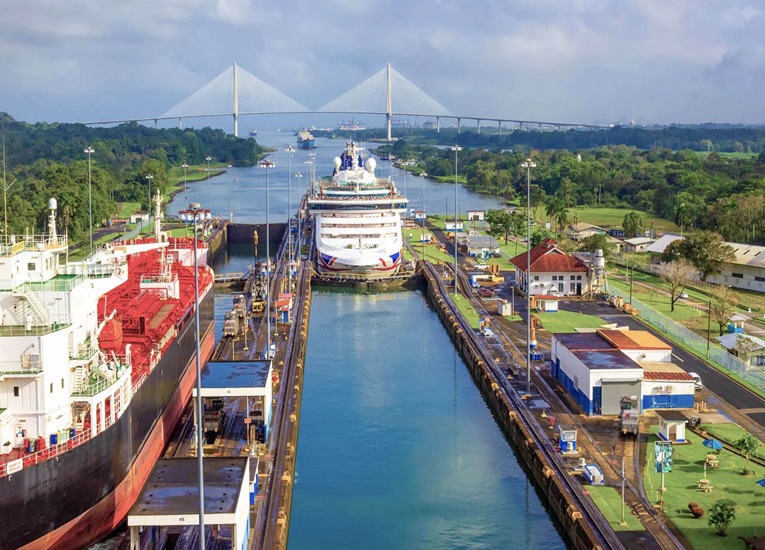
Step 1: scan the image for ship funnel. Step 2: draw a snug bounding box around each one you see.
[48,198,57,211]
[364,157,376,174]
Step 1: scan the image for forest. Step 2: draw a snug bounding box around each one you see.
[0,112,266,242]
[380,139,765,244]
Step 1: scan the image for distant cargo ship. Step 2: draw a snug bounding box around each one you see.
[0,194,215,549]
[297,130,316,149]
[337,120,366,131]
[308,141,407,278]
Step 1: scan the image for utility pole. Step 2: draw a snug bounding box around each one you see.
[706,298,712,358]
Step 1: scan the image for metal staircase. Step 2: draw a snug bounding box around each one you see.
[12,283,50,325]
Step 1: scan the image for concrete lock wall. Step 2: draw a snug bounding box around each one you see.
[420,264,602,550]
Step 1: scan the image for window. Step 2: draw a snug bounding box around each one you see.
[50,383,54,394]
[61,378,65,389]
[570,275,576,280]
[27,262,35,271]
[755,276,765,282]
[552,275,558,281]
[533,276,540,282]
[732,273,744,279]
[13,386,19,397]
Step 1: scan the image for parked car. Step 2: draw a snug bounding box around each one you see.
[680,292,689,299]
[477,287,495,298]
[475,263,489,271]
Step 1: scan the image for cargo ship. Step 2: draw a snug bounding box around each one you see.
[296,130,316,149]
[308,141,408,277]
[0,194,215,549]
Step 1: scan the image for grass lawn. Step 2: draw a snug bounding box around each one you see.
[452,294,480,329]
[535,309,610,333]
[117,202,140,218]
[586,485,645,532]
[700,423,765,455]
[697,151,759,159]
[568,206,680,233]
[642,428,765,549]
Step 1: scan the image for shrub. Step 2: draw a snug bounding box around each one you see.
[688,502,705,518]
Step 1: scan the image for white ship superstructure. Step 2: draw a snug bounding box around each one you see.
[308,141,408,277]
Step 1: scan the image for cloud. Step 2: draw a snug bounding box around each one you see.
[1,0,764,124]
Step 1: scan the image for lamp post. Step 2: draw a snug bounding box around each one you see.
[227,164,233,222]
[84,146,95,255]
[451,146,462,296]
[182,163,189,208]
[421,168,426,260]
[145,174,153,230]
[294,172,303,262]
[205,156,212,208]
[179,202,210,550]
[521,158,536,396]
[259,159,275,359]
[285,146,295,290]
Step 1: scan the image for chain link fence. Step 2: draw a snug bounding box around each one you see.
[610,286,765,390]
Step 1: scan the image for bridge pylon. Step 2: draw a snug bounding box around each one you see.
[386,63,392,142]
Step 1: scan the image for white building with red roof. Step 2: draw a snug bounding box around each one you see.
[509,238,590,296]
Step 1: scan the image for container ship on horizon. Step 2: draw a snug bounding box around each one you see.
[308,141,408,278]
[296,130,316,149]
[0,195,215,550]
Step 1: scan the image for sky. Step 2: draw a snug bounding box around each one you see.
[1,0,764,128]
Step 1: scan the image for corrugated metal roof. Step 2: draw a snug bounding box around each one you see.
[553,332,614,351]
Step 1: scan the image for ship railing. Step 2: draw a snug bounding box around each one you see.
[0,234,67,257]
[0,427,92,479]
[70,365,130,397]
[0,357,44,374]
[0,323,68,337]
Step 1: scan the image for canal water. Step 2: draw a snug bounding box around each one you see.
[170,133,567,548]
[287,290,566,550]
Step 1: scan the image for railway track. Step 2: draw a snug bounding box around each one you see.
[425,261,625,550]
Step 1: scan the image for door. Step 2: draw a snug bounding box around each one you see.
[576,283,582,295]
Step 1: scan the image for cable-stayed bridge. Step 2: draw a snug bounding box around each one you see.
[87,63,608,138]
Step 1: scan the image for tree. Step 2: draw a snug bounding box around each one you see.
[579,233,615,259]
[708,502,736,536]
[485,209,513,244]
[545,195,566,233]
[531,229,552,247]
[708,285,738,336]
[662,231,735,282]
[658,260,697,311]
[622,212,645,238]
[733,433,761,475]
[510,211,527,256]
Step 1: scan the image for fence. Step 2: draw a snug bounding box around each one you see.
[610,286,765,390]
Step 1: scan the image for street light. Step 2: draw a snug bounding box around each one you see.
[84,146,95,255]
[285,146,295,290]
[451,146,462,296]
[521,158,536,396]
[178,202,210,550]
[294,172,303,261]
[227,164,233,222]
[182,163,189,208]
[205,156,212,208]
[145,174,153,226]
[259,159,275,359]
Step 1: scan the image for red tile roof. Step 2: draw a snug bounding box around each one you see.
[643,371,694,381]
[510,239,588,273]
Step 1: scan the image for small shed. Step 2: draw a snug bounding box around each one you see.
[624,237,654,253]
[444,219,464,232]
[558,425,577,454]
[533,295,559,313]
[727,313,750,334]
[657,410,688,443]
[498,300,513,317]
[717,332,765,368]
[466,210,485,222]
[414,210,427,221]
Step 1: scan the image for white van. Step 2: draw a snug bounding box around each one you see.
[688,372,703,392]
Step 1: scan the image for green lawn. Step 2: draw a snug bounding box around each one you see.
[452,293,481,329]
[116,202,140,218]
[697,151,759,159]
[568,206,680,233]
[642,428,765,549]
[699,423,764,456]
[586,485,645,532]
[535,310,610,333]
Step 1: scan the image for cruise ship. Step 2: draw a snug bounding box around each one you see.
[0,194,215,549]
[308,141,408,277]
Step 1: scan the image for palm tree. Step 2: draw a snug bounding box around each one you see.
[545,196,565,234]
[733,434,760,475]
[708,502,736,536]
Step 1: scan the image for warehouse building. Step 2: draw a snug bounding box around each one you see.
[551,329,695,415]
